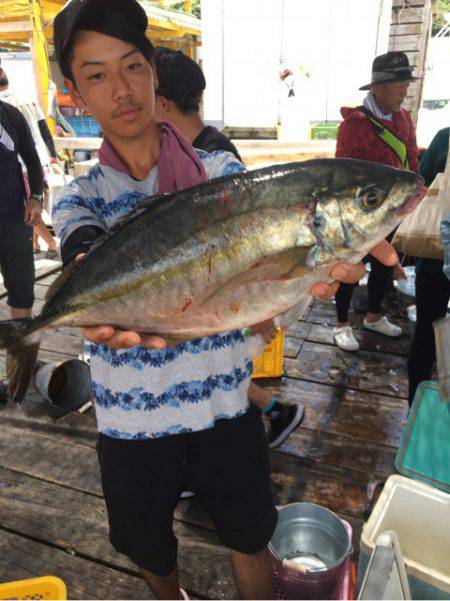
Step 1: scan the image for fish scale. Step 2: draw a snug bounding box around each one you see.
[0,158,424,403]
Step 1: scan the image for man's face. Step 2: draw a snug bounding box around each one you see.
[373,80,410,113]
[66,31,156,140]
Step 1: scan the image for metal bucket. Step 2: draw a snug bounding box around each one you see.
[269,503,352,600]
[34,359,92,414]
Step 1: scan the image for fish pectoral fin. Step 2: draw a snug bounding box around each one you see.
[200,249,307,307]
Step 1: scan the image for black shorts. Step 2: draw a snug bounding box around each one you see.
[0,222,35,309]
[97,405,277,576]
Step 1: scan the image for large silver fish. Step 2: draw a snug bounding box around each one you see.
[0,158,424,403]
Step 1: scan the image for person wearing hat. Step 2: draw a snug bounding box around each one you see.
[0,58,44,321]
[332,51,420,352]
[51,2,402,597]
[153,47,303,450]
[154,46,242,161]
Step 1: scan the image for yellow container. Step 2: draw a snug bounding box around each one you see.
[252,329,284,378]
[0,576,67,600]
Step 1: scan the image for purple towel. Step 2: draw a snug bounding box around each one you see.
[98,120,207,194]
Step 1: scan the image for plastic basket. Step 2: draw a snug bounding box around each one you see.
[65,116,101,138]
[252,330,284,378]
[0,576,67,600]
[311,122,340,140]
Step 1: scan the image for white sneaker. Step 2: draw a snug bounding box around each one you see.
[363,316,402,338]
[333,326,360,352]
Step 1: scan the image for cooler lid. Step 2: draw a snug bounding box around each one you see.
[358,531,411,600]
[395,381,450,493]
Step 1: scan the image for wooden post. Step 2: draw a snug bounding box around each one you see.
[28,0,51,117]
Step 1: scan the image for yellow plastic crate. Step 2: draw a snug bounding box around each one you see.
[252,329,284,378]
[0,577,67,600]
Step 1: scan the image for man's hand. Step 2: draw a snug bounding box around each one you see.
[24,199,43,227]
[310,240,398,300]
[250,318,277,343]
[75,253,167,350]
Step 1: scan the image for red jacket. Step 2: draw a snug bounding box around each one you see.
[335,106,419,172]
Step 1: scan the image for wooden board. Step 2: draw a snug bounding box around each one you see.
[284,341,408,399]
[0,528,153,600]
[257,377,408,447]
[0,467,238,600]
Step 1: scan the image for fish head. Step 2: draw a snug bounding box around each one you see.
[307,158,425,263]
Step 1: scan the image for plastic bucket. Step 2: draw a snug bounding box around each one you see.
[269,503,352,599]
[34,359,92,413]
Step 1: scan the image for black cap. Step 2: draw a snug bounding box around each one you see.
[154,46,206,104]
[359,51,419,91]
[54,0,149,77]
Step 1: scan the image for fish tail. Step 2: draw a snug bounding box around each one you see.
[0,318,43,404]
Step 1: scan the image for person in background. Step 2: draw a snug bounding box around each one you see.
[0,67,58,257]
[0,59,44,320]
[154,46,242,161]
[333,51,419,352]
[154,46,303,449]
[409,127,450,403]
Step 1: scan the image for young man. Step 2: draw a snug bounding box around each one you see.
[153,47,303,448]
[52,1,400,598]
[333,51,419,352]
[0,58,44,321]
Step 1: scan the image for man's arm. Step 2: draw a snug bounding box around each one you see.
[10,105,44,196]
[38,119,57,159]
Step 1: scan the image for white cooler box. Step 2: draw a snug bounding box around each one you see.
[358,475,450,600]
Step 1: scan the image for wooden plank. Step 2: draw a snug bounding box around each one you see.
[284,336,303,359]
[0,467,238,600]
[392,0,425,8]
[390,22,422,35]
[391,7,424,24]
[275,427,397,479]
[0,528,153,600]
[260,378,408,447]
[389,35,421,52]
[0,419,369,519]
[284,341,408,399]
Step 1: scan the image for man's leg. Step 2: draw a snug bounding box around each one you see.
[97,434,186,600]
[408,260,450,404]
[11,307,32,319]
[140,566,182,600]
[1,223,35,320]
[191,405,278,600]
[231,548,275,600]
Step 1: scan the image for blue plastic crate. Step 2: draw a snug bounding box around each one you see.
[66,116,102,138]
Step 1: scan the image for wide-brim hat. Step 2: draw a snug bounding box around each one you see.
[359,51,420,91]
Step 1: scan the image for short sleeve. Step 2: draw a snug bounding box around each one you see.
[196,149,246,180]
[52,168,107,244]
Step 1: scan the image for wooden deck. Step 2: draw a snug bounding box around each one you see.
[0,271,410,600]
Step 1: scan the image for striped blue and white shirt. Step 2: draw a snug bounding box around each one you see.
[52,149,253,440]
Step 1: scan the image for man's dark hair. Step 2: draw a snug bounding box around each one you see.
[154,46,205,114]
[0,70,9,88]
[61,9,154,82]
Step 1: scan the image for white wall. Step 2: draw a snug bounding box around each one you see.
[202,0,392,132]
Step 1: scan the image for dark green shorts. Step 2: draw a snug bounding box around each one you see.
[0,221,35,309]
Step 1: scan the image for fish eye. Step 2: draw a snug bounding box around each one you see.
[359,187,384,210]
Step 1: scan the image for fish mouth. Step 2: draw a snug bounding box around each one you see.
[395,184,427,217]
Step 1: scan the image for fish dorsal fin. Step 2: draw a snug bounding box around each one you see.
[200,247,311,307]
[45,260,80,300]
